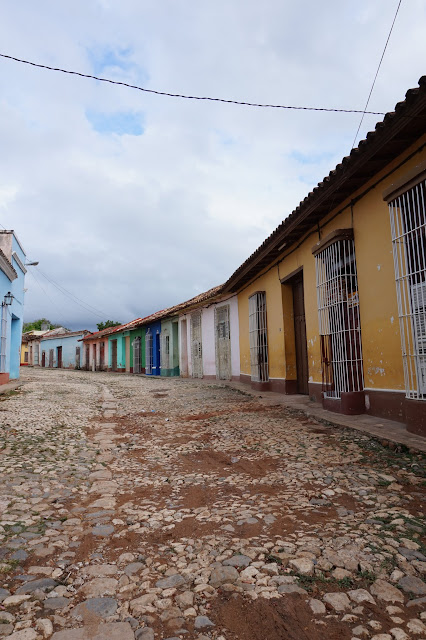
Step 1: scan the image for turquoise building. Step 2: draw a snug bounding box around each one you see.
[107,319,146,373]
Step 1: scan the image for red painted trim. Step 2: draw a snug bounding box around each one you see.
[0,373,10,385]
[405,399,426,437]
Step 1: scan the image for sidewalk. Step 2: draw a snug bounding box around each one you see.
[223,380,426,454]
[0,379,24,395]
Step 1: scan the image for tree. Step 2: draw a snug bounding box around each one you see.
[96,320,122,331]
[23,318,62,332]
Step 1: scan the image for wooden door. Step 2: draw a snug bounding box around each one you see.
[191,313,203,378]
[215,305,231,380]
[125,336,130,372]
[293,276,309,394]
[111,340,117,371]
[57,346,62,369]
[42,351,46,367]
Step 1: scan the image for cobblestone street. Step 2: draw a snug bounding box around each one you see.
[1,369,425,640]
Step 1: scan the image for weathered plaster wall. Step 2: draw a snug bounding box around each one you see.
[178,296,240,380]
[40,334,85,369]
[237,135,426,396]
[108,334,126,370]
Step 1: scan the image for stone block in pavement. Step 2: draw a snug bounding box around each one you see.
[370,579,404,603]
[0,588,10,602]
[223,555,251,567]
[398,575,426,595]
[16,578,57,594]
[71,597,118,619]
[209,566,239,587]
[51,622,134,640]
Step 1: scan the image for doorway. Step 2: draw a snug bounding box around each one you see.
[292,275,309,394]
[191,312,203,378]
[111,340,117,372]
[180,319,188,376]
[57,346,62,369]
[125,336,130,372]
[215,305,231,380]
[42,351,46,367]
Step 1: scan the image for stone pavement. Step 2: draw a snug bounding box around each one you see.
[223,380,426,454]
[0,368,425,640]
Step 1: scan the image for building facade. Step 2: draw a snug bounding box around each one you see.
[144,319,162,376]
[178,289,240,381]
[160,317,179,377]
[0,231,26,385]
[39,331,90,369]
[223,78,426,436]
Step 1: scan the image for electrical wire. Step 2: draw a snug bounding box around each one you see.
[34,267,108,320]
[352,0,403,148]
[26,268,71,328]
[0,52,391,116]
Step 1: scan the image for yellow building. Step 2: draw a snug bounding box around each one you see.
[20,338,29,365]
[21,330,50,366]
[224,77,426,437]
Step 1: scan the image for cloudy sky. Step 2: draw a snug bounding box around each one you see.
[1,1,425,330]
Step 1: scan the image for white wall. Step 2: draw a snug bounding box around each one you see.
[178,294,240,379]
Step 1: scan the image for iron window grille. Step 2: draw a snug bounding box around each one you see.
[215,305,230,340]
[388,178,426,400]
[249,292,269,382]
[75,346,80,368]
[132,336,141,374]
[48,349,54,368]
[145,330,153,375]
[315,237,364,398]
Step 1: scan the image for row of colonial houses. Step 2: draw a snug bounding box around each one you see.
[22,77,426,437]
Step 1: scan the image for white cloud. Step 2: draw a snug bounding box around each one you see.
[0,0,425,329]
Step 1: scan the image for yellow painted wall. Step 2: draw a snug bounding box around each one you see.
[238,267,286,379]
[238,135,426,392]
[20,341,28,365]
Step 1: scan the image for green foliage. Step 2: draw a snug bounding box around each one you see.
[96,320,122,331]
[23,318,61,332]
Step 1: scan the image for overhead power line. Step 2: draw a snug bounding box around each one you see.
[26,268,71,328]
[352,0,403,148]
[0,52,390,116]
[35,267,108,320]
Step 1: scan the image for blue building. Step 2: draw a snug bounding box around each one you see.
[0,231,26,385]
[144,319,162,375]
[39,330,90,369]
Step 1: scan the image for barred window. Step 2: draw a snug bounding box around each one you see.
[249,292,268,382]
[145,330,153,375]
[133,336,141,374]
[315,236,364,398]
[388,178,426,400]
